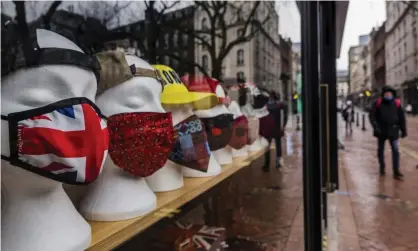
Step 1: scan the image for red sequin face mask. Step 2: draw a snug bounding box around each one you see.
[107,112,175,177]
[228,115,249,150]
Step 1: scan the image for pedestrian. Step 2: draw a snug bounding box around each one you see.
[261,90,288,171]
[342,100,355,134]
[369,86,407,180]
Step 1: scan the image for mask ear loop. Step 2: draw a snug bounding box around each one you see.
[130,65,164,91]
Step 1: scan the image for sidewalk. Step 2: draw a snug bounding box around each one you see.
[179,115,418,251]
[335,116,418,250]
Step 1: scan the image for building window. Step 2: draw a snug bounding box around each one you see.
[201,35,209,50]
[237,28,244,38]
[405,65,408,75]
[221,67,226,79]
[182,33,188,46]
[164,34,169,49]
[201,18,208,30]
[237,49,244,65]
[173,31,178,47]
[202,55,209,70]
[236,9,243,21]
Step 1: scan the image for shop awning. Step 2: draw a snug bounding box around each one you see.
[297,1,349,58]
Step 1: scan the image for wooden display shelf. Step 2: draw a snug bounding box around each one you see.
[86,148,267,251]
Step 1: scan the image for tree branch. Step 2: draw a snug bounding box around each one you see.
[43,1,62,29]
[401,1,418,13]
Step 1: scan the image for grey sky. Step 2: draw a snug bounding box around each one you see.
[2,0,386,71]
[278,0,386,71]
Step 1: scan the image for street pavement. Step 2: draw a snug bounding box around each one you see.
[173,112,418,251]
[335,112,418,251]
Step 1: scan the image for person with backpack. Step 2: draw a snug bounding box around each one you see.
[262,90,288,171]
[369,86,407,180]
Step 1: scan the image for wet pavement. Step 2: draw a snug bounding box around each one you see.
[338,113,418,251]
[198,112,418,251]
[130,113,418,251]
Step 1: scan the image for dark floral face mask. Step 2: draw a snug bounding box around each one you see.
[228,115,249,149]
[200,114,234,151]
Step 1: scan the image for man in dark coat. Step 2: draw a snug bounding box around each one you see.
[369,86,407,180]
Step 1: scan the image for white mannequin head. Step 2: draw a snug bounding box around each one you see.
[194,83,233,165]
[144,104,191,192]
[79,54,161,221]
[1,29,92,251]
[228,101,249,158]
[194,83,231,118]
[164,104,221,178]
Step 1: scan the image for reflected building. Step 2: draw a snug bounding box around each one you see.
[194,1,282,92]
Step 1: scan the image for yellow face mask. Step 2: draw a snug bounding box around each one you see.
[152,64,218,110]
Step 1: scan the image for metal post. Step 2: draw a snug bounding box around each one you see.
[296,114,301,131]
[301,2,322,250]
[362,113,367,131]
[356,112,359,127]
[326,2,339,191]
[319,0,338,228]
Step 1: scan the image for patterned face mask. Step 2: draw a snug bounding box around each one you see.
[169,115,211,172]
[200,114,234,151]
[228,115,249,150]
[107,112,175,177]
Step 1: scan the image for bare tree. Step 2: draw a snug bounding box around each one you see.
[166,1,274,79]
[141,0,181,64]
[76,1,132,28]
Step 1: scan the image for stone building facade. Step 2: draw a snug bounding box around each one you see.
[370,22,386,91]
[194,1,282,92]
[385,1,418,104]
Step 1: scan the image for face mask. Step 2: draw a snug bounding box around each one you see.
[200,114,234,151]
[107,112,175,177]
[1,97,109,185]
[247,117,259,144]
[169,115,211,172]
[228,115,249,149]
[384,96,393,101]
[259,114,276,139]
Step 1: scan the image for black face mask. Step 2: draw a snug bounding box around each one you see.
[200,114,234,151]
[238,93,247,107]
[238,88,248,106]
[252,95,269,109]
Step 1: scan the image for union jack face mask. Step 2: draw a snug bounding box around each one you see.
[1,97,109,185]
